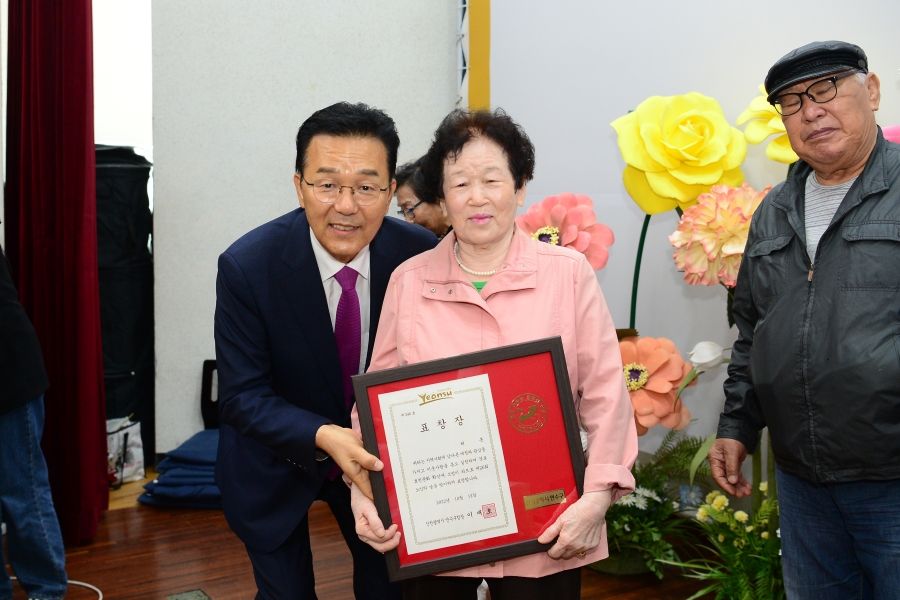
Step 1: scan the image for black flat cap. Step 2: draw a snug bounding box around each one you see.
[765,41,868,103]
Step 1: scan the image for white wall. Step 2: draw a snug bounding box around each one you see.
[93,0,153,154]
[153,1,458,452]
[1,0,154,246]
[491,0,900,453]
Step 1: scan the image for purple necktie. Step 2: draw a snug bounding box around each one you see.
[328,267,361,481]
[333,266,361,409]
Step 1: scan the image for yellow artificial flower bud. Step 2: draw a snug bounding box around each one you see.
[735,85,799,165]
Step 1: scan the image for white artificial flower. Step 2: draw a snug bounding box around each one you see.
[634,487,663,503]
[634,497,648,510]
[689,341,727,373]
[618,495,636,507]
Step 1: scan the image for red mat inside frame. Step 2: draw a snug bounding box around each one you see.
[365,352,580,567]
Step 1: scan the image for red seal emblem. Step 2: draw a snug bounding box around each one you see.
[482,503,497,518]
[508,393,547,434]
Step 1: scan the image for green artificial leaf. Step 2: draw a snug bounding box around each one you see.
[645,429,712,482]
[684,583,720,600]
[675,367,699,401]
[690,434,717,486]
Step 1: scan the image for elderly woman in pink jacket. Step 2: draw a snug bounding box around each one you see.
[350,108,638,600]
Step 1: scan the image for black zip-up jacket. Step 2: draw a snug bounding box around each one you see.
[718,129,900,483]
[0,245,50,415]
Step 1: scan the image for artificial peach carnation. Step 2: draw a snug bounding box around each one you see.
[516,193,614,270]
[619,336,694,436]
[669,183,771,288]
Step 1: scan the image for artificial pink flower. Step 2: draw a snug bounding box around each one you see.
[619,336,695,436]
[669,183,771,288]
[883,125,900,144]
[516,193,614,270]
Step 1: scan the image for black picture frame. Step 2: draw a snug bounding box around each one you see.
[353,336,586,581]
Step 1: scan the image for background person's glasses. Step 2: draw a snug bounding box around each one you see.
[300,176,389,206]
[773,71,860,116]
[397,199,425,220]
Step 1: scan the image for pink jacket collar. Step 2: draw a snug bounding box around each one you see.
[423,226,538,300]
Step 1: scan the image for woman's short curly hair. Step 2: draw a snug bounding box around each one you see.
[421,108,535,199]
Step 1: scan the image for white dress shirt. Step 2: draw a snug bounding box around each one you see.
[309,233,370,375]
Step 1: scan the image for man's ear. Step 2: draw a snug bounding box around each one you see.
[383,179,397,216]
[293,173,306,209]
[866,72,881,111]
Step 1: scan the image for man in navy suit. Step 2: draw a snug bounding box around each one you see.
[215,102,437,599]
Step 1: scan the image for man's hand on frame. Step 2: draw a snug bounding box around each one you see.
[315,424,382,499]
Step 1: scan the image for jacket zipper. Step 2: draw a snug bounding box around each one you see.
[801,252,817,479]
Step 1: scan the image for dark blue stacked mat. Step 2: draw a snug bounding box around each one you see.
[138,428,222,509]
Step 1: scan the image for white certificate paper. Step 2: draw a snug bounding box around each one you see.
[378,373,518,554]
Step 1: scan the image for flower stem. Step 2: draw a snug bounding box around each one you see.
[767,432,779,540]
[630,214,652,329]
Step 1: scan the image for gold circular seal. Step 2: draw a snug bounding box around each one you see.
[508,393,547,434]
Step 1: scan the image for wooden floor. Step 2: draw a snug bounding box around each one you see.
[5,477,707,599]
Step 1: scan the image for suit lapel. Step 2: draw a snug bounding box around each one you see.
[367,223,397,370]
[278,212,344,410]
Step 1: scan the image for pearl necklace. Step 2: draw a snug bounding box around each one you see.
[454,242,499,277]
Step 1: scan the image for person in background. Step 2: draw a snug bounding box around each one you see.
[709,40,900,599]
[215,102,437,599]
[0,244,68,600]
[350,108,638,600]
[395,157,453,239]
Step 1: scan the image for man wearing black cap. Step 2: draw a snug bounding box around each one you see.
[709,41,900,598]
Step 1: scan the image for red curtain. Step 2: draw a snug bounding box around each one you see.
[4,0,108,543]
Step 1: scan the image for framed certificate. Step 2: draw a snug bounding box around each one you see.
[353,336,586,581]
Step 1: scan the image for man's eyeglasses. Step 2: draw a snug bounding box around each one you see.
[396,199,425,220]
[299,176,389,206]
[772,71,860,116]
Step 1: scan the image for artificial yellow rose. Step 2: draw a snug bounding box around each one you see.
[736,84,799,164]
[611,92,747,215]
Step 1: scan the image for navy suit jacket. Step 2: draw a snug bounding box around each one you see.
[214,208,437,552]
